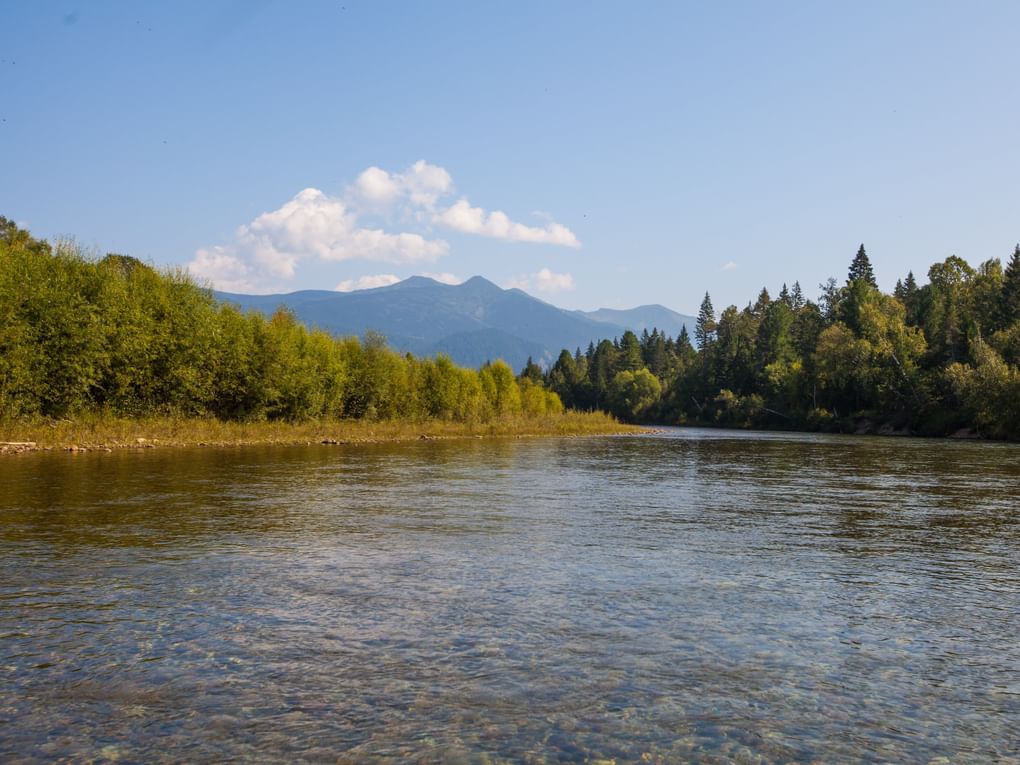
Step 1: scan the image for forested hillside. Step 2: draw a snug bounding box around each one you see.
[0,218,561,424]
[217,275,632,371]
[539,244,1020,439]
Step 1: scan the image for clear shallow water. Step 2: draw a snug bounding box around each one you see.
[1,428,1018,764]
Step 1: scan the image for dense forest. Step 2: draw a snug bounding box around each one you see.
[534,244,1020,439]
[5,216,1018,440]
[0,218,562,424]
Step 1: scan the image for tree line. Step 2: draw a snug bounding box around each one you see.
[534,244,1020,439]
[0,218,562,423]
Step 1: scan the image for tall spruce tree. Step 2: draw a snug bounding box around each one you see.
[695,292,716,348]
[619,330,643,371]
[790,281,805,310]
[1001,244,1020,326]
[848,244,877,288]
[677,325,695,356]
[779,283,791,306]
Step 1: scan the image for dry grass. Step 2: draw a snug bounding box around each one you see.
[0,411,643,453]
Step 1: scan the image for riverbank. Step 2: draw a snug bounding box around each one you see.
[0,411,642,455]
[670,415,998,441]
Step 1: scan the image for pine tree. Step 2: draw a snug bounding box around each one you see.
[520,356,543,383]
[752,287,771,318]
[695,292,716,348]
[678,325,691,346]
[1001,244,1020,325]
[790,281,805,310]
[900,271,921,325]
[818,277,842,322]
[619,330,643,371]
[847,244,877,288]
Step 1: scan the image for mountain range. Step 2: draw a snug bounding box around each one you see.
[215,276,695,371]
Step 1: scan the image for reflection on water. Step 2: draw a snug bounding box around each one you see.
[1,429,1018,763]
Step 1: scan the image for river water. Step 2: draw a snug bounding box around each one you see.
[1,429,1018,763]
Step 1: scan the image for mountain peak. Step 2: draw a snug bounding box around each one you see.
[387,275,440,290]
[458,275,503,294]
[462,275,498,288]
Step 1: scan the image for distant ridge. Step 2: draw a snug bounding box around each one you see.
[578,304,695,340]
[216,276,693,370]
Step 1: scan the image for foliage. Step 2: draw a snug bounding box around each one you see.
[0,220,567,427]
[7,218,1018,440]
[539,242,1020,439]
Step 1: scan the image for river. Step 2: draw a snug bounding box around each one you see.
[1,429,1018,763]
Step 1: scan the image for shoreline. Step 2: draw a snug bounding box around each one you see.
[0,413,645,456]
[670,419,998,442]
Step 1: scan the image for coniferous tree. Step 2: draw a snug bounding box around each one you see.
[695,292,716,349]
[618,330,643,371]
[1001,244,1020,326]
[642,329,668,378]
[547,349,580,408]
[520,356,543,383]
[900,271,922,325]
[848,244,878,287]
[818,278,842,323]
[751,287,771,319]
[790,281,805,310]
[673,325,696,371]
[971,258,1004,334]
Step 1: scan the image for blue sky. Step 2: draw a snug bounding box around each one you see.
[2,1,1018,314]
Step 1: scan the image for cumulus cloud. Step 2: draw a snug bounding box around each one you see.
[336,273,401,292]
[188,246,258,293]
[351,166,401,206]
[505,268,575,294]
[435,199,580,247]
[334,271,461,292]
[189,160,577,292]
[188,187,448,292]
[722,260,738,271]
[349,160,453,211]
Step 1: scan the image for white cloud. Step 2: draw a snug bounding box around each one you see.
[335,272,461,292]
[422,271,462,285]
[722,260,738,271]
[349,160,453,211]
[435,199,580,248]
[190,160,578,292]
[352,166,401,206]
[505,268,575,294]
[188,187,448,292]
[402,160,454,209]
[336,273,401,292]
[188,246,260,293]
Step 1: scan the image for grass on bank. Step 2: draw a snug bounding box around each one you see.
[0,411,643,452]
